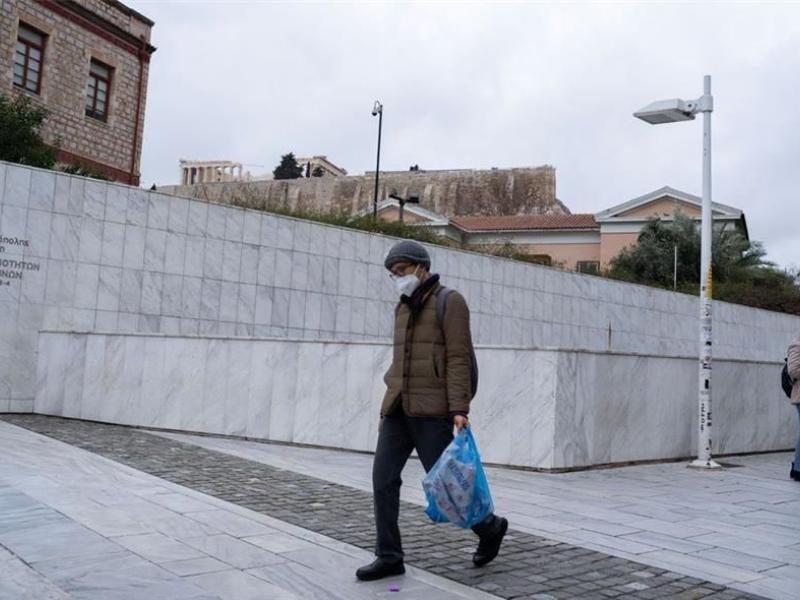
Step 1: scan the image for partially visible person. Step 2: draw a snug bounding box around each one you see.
[788,334,800,482]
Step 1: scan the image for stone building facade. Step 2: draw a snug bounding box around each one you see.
[0,0,155,184]
[160,165,565,219]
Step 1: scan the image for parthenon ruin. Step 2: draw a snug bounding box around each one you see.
[179,160,244,185]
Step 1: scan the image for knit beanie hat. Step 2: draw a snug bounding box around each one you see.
[384,240,431,270]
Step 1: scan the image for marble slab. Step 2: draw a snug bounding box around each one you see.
[34,332,798,470]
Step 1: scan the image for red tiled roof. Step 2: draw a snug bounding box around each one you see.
[450,214,598,231]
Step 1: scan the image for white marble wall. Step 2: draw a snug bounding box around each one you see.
[3,160,800,412]
[551,352,796,469]
[34,332,795,469]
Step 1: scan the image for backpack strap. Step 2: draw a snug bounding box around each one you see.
[435,287,454,332]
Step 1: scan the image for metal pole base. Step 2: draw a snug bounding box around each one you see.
[688,458,723,470]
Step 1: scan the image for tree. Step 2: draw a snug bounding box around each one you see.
[608,213,771,287]
[0,93,56,168]
[272,153,304,180]
[607,213,800,315]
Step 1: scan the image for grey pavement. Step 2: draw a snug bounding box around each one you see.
[145,430,800,600]
[0,417,800,599]
[0,420,496,600]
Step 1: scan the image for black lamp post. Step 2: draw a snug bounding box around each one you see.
[389,192,420,223]
[371,100,383,219]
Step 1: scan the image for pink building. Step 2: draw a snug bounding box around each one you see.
[373,186,748,273]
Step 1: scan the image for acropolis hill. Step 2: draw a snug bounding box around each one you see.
[159,165,569,217]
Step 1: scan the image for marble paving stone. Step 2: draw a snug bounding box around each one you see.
[183,534,286,569]
[187,510,276,539]
[692,547,785,573]
[161,556,231,577]
[112,532,205,563]
[636,549,764,584]
[31,550,147,586]
[247,560,377,600]
[242,532,315,554]
[147,492,218,514]
[148,513,224,542]
[188,569,296,600]
[0,556,72,600]
[0,519,121,563]
[619,530,714,554]
[61,561,219,600]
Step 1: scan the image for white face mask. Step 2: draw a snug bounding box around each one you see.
[392,266,422,297]
[395,273,421,297]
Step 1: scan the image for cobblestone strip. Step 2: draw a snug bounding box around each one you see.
[2,415,766,600]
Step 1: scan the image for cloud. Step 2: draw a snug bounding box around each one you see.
[129,1,800,268]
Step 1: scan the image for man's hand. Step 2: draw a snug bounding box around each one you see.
[453,414,469,431]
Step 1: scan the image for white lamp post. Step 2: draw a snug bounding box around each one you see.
[634,75,720,469]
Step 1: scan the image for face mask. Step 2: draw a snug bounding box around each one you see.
[394,267,421,296]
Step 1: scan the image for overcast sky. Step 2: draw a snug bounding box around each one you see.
[127,1,799,270]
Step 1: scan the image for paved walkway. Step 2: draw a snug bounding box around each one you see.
[2,416,795,599]
[0,419,493,600]
[146,430,800,600]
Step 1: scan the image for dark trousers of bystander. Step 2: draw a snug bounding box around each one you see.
[372,409,499,562]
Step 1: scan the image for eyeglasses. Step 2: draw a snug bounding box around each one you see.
[388,263,416,279]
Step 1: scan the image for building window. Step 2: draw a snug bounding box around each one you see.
[14,23,46,94]
[576,261,600,275]
[85,59,112,121]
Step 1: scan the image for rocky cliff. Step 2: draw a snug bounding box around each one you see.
[159,165,569,217]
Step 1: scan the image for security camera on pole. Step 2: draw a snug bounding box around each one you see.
[634,75,721,469]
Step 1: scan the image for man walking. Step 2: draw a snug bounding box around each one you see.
[356,240,508,581]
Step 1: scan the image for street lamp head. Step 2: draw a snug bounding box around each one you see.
[372,100,383,116]
[634,99,696,125]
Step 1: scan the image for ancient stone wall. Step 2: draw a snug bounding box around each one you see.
[160,166,568,218]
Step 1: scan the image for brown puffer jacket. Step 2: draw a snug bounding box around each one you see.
[381,281,473,418]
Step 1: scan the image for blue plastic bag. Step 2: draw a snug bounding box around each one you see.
[422,427,494,529]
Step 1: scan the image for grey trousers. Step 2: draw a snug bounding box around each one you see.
[372,411,499,561]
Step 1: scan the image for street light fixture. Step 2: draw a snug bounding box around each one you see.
[389,192,420,223]
[634,75,720,470]
[372,100,383,219]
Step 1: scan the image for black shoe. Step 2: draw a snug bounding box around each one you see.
[473,517,508,567]
[791,463,800,482]
[356,558,405,581]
